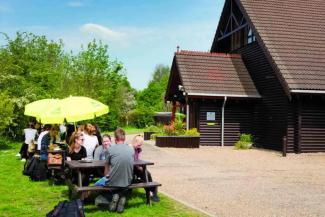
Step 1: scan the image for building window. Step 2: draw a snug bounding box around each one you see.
[247,28,256,44]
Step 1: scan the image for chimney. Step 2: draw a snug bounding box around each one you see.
[177,46,180,53]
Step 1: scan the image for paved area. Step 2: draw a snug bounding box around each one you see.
[127,135,325,217]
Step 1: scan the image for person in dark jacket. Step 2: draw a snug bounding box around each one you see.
[40,125,59,161]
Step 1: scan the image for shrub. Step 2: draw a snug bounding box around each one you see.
[163,124,176,136]
[145,125,161,132]
[184,128,200,137]
[128,108,154,128]
[239,133,253,143]
[173,119,185,135]
[234,133,253,150]
[0,136,12,150]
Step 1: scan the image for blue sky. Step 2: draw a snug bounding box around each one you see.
[0,0,224,90]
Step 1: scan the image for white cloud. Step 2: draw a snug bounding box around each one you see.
[80,23,126,42]
[67,1,84,8]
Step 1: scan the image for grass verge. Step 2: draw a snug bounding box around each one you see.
[0,139,206,217]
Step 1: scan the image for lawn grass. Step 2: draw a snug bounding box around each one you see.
[0,140,206,217]
[105,126,146,136]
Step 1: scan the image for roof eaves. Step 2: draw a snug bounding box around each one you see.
[187,92,261,98]
[291,89,325,94]
[174,55,186,92]
[176,50,241,58]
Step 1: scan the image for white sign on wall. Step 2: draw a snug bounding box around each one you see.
[207,112,215,121]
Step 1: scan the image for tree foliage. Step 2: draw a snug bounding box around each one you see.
[130,64,170,128]
[0,32,135,137]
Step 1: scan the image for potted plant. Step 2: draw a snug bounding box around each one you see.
[234,133,253,150]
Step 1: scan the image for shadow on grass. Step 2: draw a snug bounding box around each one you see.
[79,189,149,214]
[0,143,12,150]
[0,137,17,151]
[61,189,70,198]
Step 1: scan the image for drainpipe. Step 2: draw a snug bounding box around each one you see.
[185,93,189,130]
[186,103,190,130]
[221,96,227,147]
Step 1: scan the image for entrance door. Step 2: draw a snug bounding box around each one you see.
[199,104,221,146]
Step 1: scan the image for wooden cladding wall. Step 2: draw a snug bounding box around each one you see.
[286,103,296,153]
[199,103,222,146]
[300,98,325,152]
[224,101,254,146]
[237,42,289,151]
[197,100,254,146]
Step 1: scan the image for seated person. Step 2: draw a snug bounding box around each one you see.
[18,122,38,160]
[95,128,134,213]
[66,132,89,185]
[94,134,111,160]
[130,135,160,202]
[37,124,51,152]
[40,125,59,161]
[83,124,99,160]
[67,132,87,161]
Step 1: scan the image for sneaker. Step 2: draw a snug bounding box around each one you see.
[150,195,160,202]
[108,193,119,212]
[95,194,110,207]
[116,196,126,213]
[21,158,26,162]
[15,153,21,157]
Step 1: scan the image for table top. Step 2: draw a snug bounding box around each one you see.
[66,159,154,170]
[48,149,66,153]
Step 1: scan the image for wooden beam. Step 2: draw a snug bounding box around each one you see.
[231,13,239,27]
[217,23,248,41]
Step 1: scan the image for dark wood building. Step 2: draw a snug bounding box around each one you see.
[166,0,325,153]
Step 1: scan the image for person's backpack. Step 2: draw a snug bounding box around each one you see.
[30,160,47,181]
[23,156,38,176]
[46,199,85,217]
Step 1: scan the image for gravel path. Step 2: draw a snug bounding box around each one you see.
[125,135,325,217]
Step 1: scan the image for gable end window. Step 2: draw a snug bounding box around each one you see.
[247,28,256,44]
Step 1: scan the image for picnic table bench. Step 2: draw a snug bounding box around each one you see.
[65,160,161,204]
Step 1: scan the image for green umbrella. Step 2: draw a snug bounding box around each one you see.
[24,96,109,124]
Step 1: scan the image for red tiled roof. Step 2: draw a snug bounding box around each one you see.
[174,51,260,97]
[237,0,325,91]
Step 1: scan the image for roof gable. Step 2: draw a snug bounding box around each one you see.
[170,50,260,98]
[235,0,325,92]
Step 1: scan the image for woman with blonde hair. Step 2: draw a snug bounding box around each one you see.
[83,123,99,160]
[67,132,87,161]
[130,135,160,202]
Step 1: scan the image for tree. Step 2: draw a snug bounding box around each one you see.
[130,64,170,127]
[0,32,135,137]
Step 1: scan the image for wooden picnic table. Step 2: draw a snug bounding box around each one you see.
[65,159,154,187]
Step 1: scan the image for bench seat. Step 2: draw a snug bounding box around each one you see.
[70,181,162,204]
